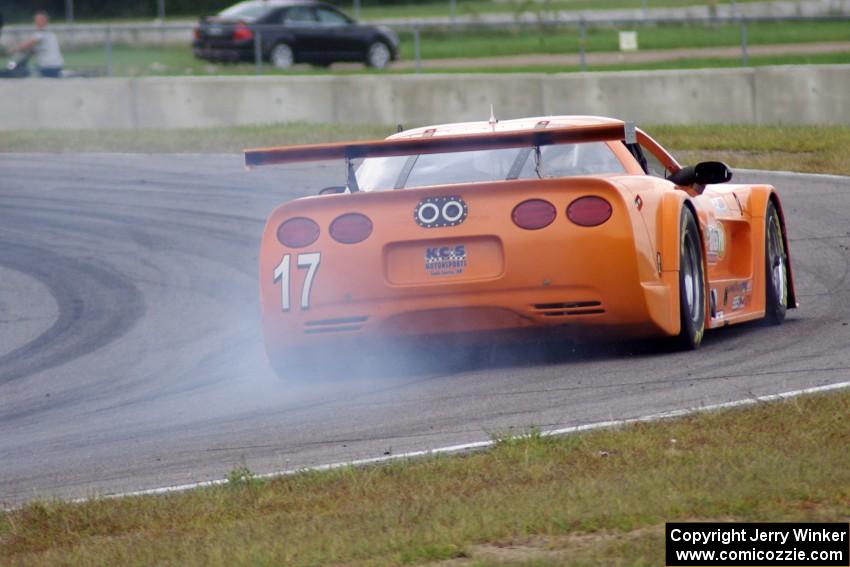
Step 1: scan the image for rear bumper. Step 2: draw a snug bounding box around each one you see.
[259,179,680,356]
[261,254,678,354]
[192,42,254,62]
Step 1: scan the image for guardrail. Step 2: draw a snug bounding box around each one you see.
[2,15,849,77]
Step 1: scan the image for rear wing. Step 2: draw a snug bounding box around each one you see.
[244,122,630,168]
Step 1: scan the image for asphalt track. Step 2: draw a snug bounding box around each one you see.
[1,154,849,506]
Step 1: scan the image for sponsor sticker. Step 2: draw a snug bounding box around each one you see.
[707,222,726,263]
[723,280,753,306]
[425,244,468,276]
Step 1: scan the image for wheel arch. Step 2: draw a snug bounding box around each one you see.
[681,198,713,324]
[657,192,710,335]
[766,191,798,309]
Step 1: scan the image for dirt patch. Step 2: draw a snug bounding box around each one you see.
[431,525,665,565]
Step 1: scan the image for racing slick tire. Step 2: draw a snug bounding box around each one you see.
[269,43,294,70]
[764,200,788,325]
[674,207,706,350]
[365,41,391,69]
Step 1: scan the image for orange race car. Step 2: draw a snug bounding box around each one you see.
[245,116,796,377]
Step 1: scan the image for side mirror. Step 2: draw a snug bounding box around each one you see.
[668,161,732,187]
[318,186,346,195]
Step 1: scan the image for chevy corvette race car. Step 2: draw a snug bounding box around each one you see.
[245,116,796,377]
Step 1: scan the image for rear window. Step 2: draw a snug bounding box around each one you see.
[356,142,626,192]
[219,2,271,20]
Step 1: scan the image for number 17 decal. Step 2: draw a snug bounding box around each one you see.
[274,253,321,311]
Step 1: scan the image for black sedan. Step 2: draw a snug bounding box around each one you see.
[193,0,400,69]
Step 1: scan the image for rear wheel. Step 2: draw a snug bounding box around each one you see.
[365,41,391,69]
[269,43,294,70]
[674,208,706,350]
[764,200,788,325]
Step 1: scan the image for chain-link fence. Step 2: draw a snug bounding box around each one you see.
[1,14,849,78]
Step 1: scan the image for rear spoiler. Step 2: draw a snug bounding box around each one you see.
[244,122,629,168]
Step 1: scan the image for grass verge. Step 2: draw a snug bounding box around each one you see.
[357,0,780,21]
[401,21,850,61]
[3,123,850,178]
[55,20,850,77]
[414,51,850,74]
[0,123,395,154]
[1,389,848,566]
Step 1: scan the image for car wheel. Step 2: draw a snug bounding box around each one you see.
[764,200,788,325]
[365,41,391,69]
[675,207,706,350]
[269,43,294,70]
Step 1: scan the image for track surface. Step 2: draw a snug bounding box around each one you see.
[1,154,848,506]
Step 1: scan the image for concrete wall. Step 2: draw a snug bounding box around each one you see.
[1,65,848,130]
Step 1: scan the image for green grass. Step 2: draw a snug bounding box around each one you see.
[4,124,850,178]
[417,51,850,73]
[0,123,395,153]
[355,0,771,21]
[650,123,850,176]
[57,20,850,77]
[2,390,848,566]
[401,20,850,61]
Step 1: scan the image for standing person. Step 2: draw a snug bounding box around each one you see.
[12,10,64,77]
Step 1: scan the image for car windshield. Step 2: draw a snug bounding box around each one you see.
[356,142,625,192]
[219,2,271,20]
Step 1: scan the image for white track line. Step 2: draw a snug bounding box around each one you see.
[94,380,850,502]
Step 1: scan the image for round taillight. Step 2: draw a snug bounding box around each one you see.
[512,199,556,230]
[329,213,372,244]
[567,196,613,227]
[277,217,319,248]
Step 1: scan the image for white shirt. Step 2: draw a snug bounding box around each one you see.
[32,30,64,68]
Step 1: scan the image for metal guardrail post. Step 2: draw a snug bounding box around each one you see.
[353,0,360,20]
[450,0,457,21]
[158,0,166,21]
[579,19,587,71]
[254,30,263,75]
[414,27,421,74]
[740,20,749,66]
[66,0,75,23]
[105,26,113,77]
[642,0,649,20]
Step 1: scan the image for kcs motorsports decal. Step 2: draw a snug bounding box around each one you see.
[425,245,468,277]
